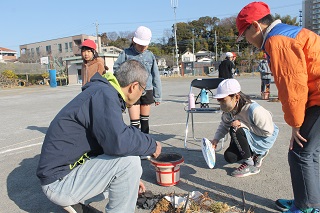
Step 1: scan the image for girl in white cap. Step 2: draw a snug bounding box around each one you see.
[211,79,279,177]
[113,26,162,134]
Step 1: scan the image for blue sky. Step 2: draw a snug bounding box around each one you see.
[2,0,302,54]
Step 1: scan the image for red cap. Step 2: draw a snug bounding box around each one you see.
[236,2,270,42]
[81,39,97,50]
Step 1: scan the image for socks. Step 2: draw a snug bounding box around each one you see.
[244,157,254,166]
[130,119,140,129]
[140,115,149,134]
[131,115,150,134]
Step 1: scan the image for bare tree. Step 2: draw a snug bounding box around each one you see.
[107,32,119,41]
[118,31,134,39]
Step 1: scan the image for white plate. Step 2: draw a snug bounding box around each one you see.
[201,138,216,169]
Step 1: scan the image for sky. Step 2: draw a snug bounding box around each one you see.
[2,0,303,54]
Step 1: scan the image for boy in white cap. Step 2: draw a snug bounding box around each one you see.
[236,2,320,212]
[113,26,162,134]
[211,79,278,177]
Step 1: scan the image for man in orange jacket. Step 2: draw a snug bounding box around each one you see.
[236,2,320,213]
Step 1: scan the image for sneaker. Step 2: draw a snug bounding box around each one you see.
[64,203,102,213]
[284,204,319,213]
[253,150,269,168]
[276,199,294,211]
[231,162,260,177]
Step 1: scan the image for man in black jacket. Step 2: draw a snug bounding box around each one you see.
[218,52,235,79]
[37,60,162,213]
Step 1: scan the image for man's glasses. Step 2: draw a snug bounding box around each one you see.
[138,83,146,96]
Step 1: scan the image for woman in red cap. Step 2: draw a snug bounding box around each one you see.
[81,39,105,86]
[237,2,320,213]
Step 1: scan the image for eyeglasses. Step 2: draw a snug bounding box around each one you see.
[138,83,146,96]
[238,24,252,41]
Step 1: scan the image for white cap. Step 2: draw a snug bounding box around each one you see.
[226,52,233,58]
[133,26,152,46]
[214,79,241,99]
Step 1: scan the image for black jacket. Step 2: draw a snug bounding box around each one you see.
[218,59,235,79]
[37,73,157,185]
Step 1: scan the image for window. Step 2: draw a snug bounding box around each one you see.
[46,45,51,54]
[31,48,34,57]
[36,47,40,56]
[69,42,73,52]
[58,44,62,53]
[65,43,68,52]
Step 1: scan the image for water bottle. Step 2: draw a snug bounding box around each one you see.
[200,89,209,108]
[188,93,195,110]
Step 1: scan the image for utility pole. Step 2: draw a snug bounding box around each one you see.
[214,30,218,61]
[171,0,179,75]
[95,22,100,54]
[192,29,195,75]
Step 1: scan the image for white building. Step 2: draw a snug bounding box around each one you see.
[63,53,120,85]
[0,47,17,62]
[181,50,196,62]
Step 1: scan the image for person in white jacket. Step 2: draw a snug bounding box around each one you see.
[211,79,279,177]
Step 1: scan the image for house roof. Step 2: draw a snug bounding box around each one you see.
[0,47,17,53]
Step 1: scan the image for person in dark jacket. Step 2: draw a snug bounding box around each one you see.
[37,60,162,213]
[218,52,235,79]
[258,54,272,96]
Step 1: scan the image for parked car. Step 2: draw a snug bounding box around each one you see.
[159,69,172,77]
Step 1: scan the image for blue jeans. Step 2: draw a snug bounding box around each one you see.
[288,106,320,209]
[261,79,271,92]
[41,155,142,213]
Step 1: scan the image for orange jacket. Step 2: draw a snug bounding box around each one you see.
[81,57,105,86]
[263,22,320,127]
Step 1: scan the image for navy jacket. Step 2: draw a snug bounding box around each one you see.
[37,73,157,185]
[218,59,235,79]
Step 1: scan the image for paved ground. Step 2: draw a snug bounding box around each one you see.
[0,75,292,213]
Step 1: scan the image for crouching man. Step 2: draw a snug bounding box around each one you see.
[37,60,161,213]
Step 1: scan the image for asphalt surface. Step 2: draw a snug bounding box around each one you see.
[0,74,292,213]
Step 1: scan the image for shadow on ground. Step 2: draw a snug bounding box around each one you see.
[8,133,278,213]
[141,144,279,213]
[26,125,48,134]
[7,154,64,212]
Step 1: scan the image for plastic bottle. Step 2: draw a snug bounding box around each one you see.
[200,89,209,108]
[188,93,195,110]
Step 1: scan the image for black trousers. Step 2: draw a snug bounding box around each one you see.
[224,127,253,163]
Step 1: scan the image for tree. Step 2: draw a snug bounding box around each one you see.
[100,12,298,66]
[274,13,299,26]
[107,32,119,41]
[2,70,18,79]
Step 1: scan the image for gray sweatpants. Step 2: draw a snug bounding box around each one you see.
[41,155,142,213]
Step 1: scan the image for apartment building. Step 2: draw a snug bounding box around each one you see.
[303,0,320,34]
[19,34,121,85]
[19,34,100,61]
